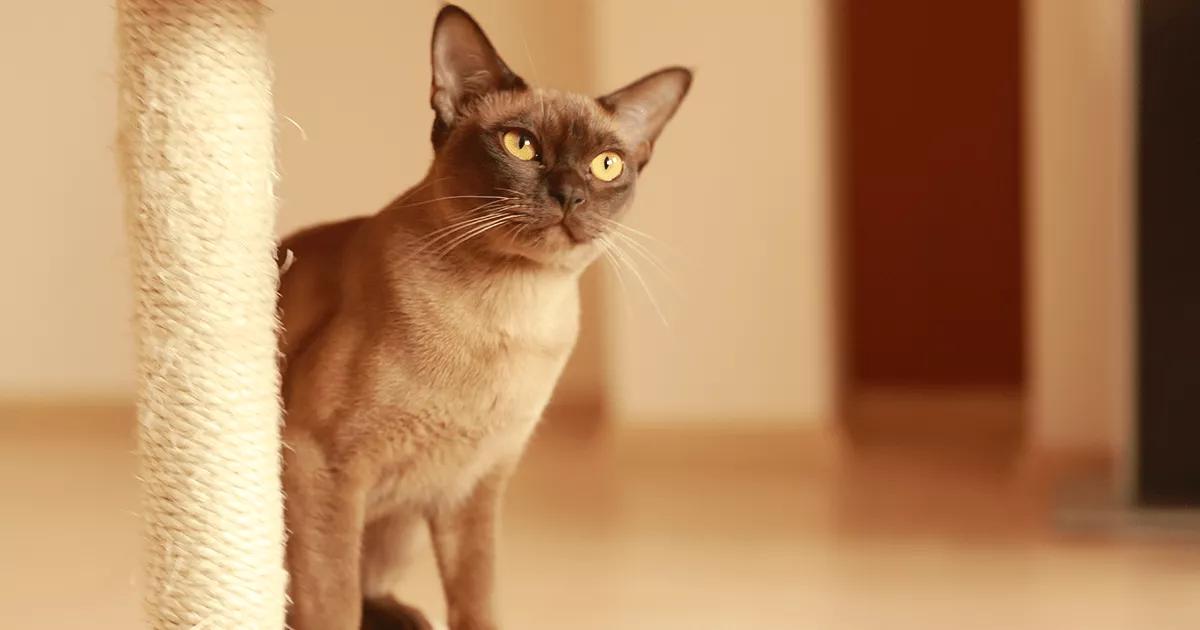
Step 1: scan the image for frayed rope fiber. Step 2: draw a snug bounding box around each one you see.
[116,1,287,628]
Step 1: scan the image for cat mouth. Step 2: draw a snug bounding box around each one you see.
[498,215,594,257]
[518,215,589,246]
[557,220,587,244]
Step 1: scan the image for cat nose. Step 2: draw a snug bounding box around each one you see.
[548,171,587,213]
[553,189,586,214]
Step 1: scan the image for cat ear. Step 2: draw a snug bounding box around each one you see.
[430,5,526,130]
[598,67,693,167]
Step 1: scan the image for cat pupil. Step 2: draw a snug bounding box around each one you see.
[518,136,528,149]
[604,156,612,169]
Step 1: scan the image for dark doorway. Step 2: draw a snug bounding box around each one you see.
[1136,0,1200,506]
[835,1,1025,440]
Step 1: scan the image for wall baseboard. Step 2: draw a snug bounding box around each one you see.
[842,386,1024,448]
[0,399,134,435]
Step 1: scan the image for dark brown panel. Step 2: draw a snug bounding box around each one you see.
[1137,0,1200,506]
[839,0,1024,387]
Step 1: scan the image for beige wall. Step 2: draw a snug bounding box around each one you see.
[2,1,833,427]
[1025,0,1135,454]
[0,4,134,399]
[0,1,1140,448]
[593,1,834,423]
[3,1,1136,447]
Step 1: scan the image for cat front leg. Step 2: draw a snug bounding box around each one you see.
[284,426,369,630]
[429,463,514,630]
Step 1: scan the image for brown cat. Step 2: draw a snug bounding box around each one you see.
[278,6,690,629]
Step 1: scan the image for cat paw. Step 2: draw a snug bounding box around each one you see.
[361,598,434,630]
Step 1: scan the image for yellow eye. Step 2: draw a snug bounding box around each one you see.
[502,130,537,161]
[590,151,624,182]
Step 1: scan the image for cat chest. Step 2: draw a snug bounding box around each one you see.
[429,290,579,418]
[451,329,574,419]
[367,415,534,517]
[366,368,548,516]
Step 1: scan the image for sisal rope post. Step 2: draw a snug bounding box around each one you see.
[116,1,287,627]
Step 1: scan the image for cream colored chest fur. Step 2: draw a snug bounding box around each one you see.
[365,268,581,515]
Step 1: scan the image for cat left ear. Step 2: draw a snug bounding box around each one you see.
[598,67,693,168]
[430,5,526,132]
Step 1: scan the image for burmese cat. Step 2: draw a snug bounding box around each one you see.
[278,6,690,629]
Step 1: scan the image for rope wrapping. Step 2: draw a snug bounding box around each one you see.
[116,1,286,627]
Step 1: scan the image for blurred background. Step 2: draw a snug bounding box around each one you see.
[3,1,1198,628]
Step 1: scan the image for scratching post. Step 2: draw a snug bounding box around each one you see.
[116,1,286,628]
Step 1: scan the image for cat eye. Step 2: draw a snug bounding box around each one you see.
[590,151,624,182]
[502,130,538,161]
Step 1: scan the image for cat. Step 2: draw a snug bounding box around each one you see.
[278,5,690,629]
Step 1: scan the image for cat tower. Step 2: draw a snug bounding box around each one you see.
[116,1,287,627]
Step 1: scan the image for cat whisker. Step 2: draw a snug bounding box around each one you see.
[605,228,682,296]
[416,197,521,237]
[504,223,528,247]
[604,234,669,327]
[407,210,515,260]
[394,175,456,204]
[392,194,513,210]
[418,209,509,243]
[476,200,537,223]
[600,217,685,261]
[515,28,547,124]
[457,197,518,217]
[427,211,518,254]
[598,218,683,298]
[435,216,513,259]
[493,187,529,199]
[596,236,634,319]
[600,217,686,261]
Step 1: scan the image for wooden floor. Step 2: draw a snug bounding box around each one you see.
[2,406,1198,629]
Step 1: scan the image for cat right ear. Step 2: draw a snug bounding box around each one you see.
[430,5,526,133]
[598,67,693,169]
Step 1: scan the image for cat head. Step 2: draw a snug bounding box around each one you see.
[422,5,691,267]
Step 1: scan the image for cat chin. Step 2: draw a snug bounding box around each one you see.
[533,245,603,272]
